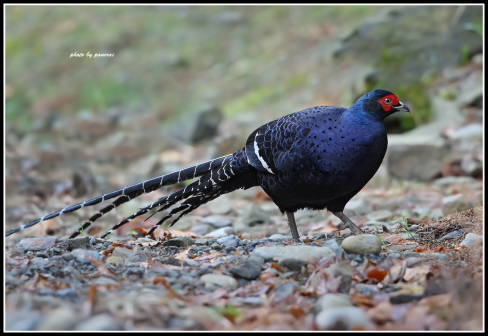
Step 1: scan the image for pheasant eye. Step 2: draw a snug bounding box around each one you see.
[384,98,391,104]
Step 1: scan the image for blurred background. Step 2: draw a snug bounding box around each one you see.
[5,5,483,240]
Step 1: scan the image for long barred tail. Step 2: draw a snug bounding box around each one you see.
[5,155,233,237]
[99,149,257,238]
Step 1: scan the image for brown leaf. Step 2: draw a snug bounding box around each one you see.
[86,256,118,279]
[287,304,304,318]
[153,228,172,242]
[173,248,190,261]
[186,288,228,304]
[229,282,271,298]
[366,268,388,282]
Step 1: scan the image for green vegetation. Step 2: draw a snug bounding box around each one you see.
[376,232,389,252]
[402,218,412,239]
[77,220,85,237]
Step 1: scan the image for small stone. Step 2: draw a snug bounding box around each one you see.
[460,233,483,249]
[316,293,352,312]
[354,283,380,295]
[112,246,147,263]
[67,236,91,251]
[200,273,238,290]
[322,239,342,258]
[71,249,101,264]
[434,176,477,187]
[105,256,123,266]
[268,234,292,241]
[205,227,237,238]
[437,229,467,242]
[442,194,469,215]
[240,203,270,226]
[315,306,373,330]
[402,252,449,262]
[35,307,78,330]
[195,239,209,246]
[182,258,201,267]
[207,195,233,215]
[341,235,382,255]
[191,223,212,236]
[163,236,195,247]
[278,258,308,271]
[18,236,56,252]
[229,256,264,280]
[252,245,335,262]
[202,215,232,228]
[217,234,240,248]
[160,257,181,266]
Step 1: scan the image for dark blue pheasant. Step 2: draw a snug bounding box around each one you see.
[6,89,409,242]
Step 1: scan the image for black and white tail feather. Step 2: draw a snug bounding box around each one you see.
[6,151,254,239]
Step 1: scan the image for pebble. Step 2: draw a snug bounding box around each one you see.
[163,236,195,247]
[71,249,101,264]
[205,227,237,238]
[341,235,382,255]
[67,236,91,251]
[229,256,264,280]
[35,307,79,330]
[240,203,270,226]
[182,258,201,267]
[112,246,147,263]
[200,274,238,290]
[202,215,233,228]
[268,234,292,241]
[315,306,373,330]
[252,245,335,262]
[18,237,56,252]
[460,233,483,249]
[278,258,308,271]
[217,234,240,248]
[437,229,467,242]
[316,293,352,312]
[322,239,342,258]
[354,283,380,295]
[207,195,233,215]
[195,239,209,246]
[191,223,213,236]
[344,199,370,217]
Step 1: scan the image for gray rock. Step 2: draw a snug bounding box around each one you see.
[461,154,483,178]
[268,234,292,241]
[205,227,237,238]
[191,223,212,236]
[71,249,101,264]
[195,239,209,246]
[182,258,201,267]
[366,210,393,222]
[429,209,444,220]
[207,195,233,215]
[278,258,308,271]
[240,204,270,226]
[386,134,448,181]
[315,306,373,330]
[18,236,56,252]
[252,245,335,262]
[5,311,42,331]
[162,236,195,247]
[202,215,232,228]
[316,293,352,313]
[322,239,342,258]
[442,194,470,215]
[354,283,380,295]
[437,228,467,242]
[200,274,238,290]
[460,232,483,249]
[67,236,91,251]
[217,234,240,248]
[105,256,123,266]
[112,246,147,263]
[344,199,370,217]
[341,235,382,255]
[229,256,264,280]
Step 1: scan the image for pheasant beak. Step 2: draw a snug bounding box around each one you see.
[393,101,410,113]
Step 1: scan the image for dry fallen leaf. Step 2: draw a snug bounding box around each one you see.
[366,268,388,282]
[403,264,430,283]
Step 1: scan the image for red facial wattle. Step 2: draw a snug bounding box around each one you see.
[378,94,399,111]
